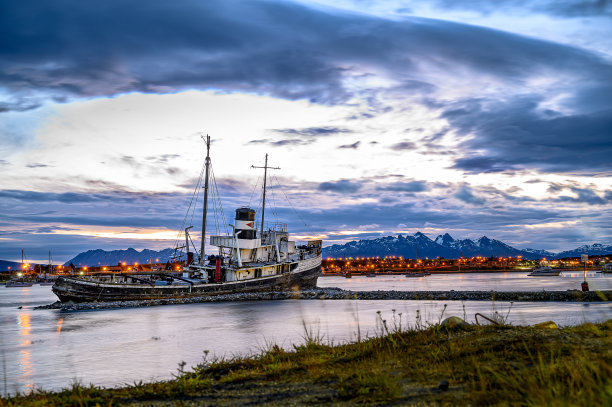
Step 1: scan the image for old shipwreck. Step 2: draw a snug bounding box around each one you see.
[52,136,322,302]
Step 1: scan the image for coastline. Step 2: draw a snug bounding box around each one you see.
[34,287,611,312]
[321,268,602,275]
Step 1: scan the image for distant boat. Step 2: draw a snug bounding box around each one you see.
[528,266,560,276]
[366,273,376,277]
[5,280,34,287]
[405,272,426,277]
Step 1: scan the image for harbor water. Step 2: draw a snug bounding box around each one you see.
[318,270,612,292]
[1,272,611,396]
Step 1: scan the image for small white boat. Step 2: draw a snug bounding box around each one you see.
[528,266,560,276]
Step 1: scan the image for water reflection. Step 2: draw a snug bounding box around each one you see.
[17,313,34,392]
[19,349,33,392]
[18,313,31,344]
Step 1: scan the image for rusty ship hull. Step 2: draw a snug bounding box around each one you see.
[52,257,321,302]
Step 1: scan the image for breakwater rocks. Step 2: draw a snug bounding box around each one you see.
[34,288,610,311]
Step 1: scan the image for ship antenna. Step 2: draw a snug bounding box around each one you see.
[200,135,211,265]
[251,154,280,239]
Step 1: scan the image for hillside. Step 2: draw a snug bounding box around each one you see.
[0,260,22,271]
[64,248,175,267]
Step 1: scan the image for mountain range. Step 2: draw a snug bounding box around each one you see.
[2,235,610,269]
[322,233,612,260]
[63,248,176,267]
[0,260,23,272]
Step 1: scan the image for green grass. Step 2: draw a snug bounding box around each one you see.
[2,319,611,406]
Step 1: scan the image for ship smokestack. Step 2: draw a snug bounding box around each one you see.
[235,207,256,240]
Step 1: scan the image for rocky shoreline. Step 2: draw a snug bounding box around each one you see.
[34,287,610,311]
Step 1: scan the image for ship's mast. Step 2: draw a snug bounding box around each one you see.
[252,154,280,239]
[200,135,211,265]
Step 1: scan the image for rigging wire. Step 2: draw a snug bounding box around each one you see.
[189,180,201,231]
[210,165,228,236]
[173,159,206,253]
[247,174,261,208]
[268,182,280,225]
[273,174,312,232]
[211,182,220,237]
[208,161,220,239]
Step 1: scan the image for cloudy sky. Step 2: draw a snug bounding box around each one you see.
[1,0,611,262]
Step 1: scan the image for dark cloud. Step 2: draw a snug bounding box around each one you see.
[452,156,512,173]
[338,141,360,149]
[0,190,100,203]
[537,0,612,17]
[247,138,311,147]
[0,189,174,204]
[376,181,428,193]
[390,141,417,150]
[26,162,51,168]
[120,155,137,167]
[249,126,353,147]
[454,186,486,206]
[0,178,610,260]
[317,180,362,193]
[272,127,352,137]
[447,96,612,174]
[557,188,608,205]
[429,0,612,17]
[145,154,181,164]
[547,182,611,205]
[1,0,611,113]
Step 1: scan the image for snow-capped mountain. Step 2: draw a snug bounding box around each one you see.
[323,233,457,260]
[555,244,612,259]
[521,248,556,259]
[322,233,611,260]
[64,248,175,267]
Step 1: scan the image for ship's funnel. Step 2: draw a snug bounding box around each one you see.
[235,207,256,240]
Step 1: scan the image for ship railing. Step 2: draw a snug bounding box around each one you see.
[269,222,287,233]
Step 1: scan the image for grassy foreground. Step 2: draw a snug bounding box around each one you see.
[2,318,611,406]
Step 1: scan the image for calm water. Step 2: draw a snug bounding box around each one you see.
[318,271,612,292]
[1,273,611,396]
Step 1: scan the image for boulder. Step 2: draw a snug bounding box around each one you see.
[441,316,470,330]
[533,321,558,329]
